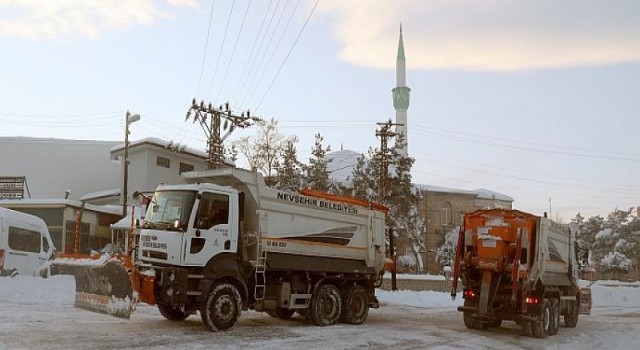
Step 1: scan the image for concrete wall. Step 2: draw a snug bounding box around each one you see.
[408,190,513,275]
[0,137,120,200]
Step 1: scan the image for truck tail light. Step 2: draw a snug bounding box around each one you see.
[463,289,476,299]
[526,296,539,305]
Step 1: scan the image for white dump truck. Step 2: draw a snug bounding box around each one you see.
[75,168,387,331]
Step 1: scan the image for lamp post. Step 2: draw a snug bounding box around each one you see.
[123,111,140,216]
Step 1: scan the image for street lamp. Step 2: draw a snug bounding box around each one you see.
[123,111,140,216]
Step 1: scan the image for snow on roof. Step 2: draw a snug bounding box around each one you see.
[0,136,118,146]
[109,137,208,159]
[327,149,513,203]
[110,206,143,229]
[0,207,47,227]
[0,199,123,215]
[472,188,514,202]
[416,184,477,196]
[79,188,120,201]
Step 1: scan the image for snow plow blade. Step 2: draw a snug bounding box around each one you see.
[73,261,134,319]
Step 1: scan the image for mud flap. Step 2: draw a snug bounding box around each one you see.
[73,261,134,319]
[579,287,592,315]
[478,270,492,316]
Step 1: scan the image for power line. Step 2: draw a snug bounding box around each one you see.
[255,0,321,112]
[0,118,121,128]
[238,0,291,106]
[0,110,124,118]
[213,0,253,103]
[243,0,301,107]
[416,154,640,195]
[412,124,640,162]
[230,0,275,104]
[414,151,640,191]
[234,0,282,106]
[196,0,217,98]
[206,0,237,99]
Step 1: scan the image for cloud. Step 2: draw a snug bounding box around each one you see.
[166,0,198,7]
[0,0,172,40]
[318,0,640,71]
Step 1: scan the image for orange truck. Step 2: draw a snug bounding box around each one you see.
[451,209,590,338]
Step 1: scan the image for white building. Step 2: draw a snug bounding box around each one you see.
[0,136,210,253]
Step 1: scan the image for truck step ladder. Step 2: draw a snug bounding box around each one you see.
[254,247,266,301]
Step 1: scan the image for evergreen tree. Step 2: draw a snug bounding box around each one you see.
[276,141,303,192]
[365,135,426,270]
[304,133,332,192]
[386,136,425,270]
[349,154,371,200]
[574,208,639,279]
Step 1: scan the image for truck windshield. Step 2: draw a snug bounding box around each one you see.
[145,190,196,230]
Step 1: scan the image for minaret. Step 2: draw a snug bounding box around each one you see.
[392,24,410,156]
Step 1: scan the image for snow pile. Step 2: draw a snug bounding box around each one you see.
[0,275,74,305]
[377,289,464,309]
[53,254,112,266]
[591,280,640,310]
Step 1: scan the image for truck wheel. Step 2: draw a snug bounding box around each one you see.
[200,282,242,332]
[531,299,550,338]
[462,299,486,330]
[340,285,369,325]
[158,304,189,321]
[309,284,342,326]
[548,298,560,335]
[564,299,579,328]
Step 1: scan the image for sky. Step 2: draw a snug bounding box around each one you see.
[1,0,639,221]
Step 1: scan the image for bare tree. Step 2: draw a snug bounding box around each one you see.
[233,118,297,181]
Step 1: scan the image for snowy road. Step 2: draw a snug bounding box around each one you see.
[1,276,639,350]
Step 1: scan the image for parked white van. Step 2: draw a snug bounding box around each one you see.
[0,207,55,277]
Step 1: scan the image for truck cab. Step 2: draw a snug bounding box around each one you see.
[139,183,240,268]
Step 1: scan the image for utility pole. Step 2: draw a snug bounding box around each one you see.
[185,99,261,169]
[123,111,140,216]
[376,119,403,291]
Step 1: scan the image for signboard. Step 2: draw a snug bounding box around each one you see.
[0,177,26,199]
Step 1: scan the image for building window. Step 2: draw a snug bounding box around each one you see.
[179,162,194,174]
[157,156,170,168]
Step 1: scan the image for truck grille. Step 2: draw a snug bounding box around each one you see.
[143,250,167,260]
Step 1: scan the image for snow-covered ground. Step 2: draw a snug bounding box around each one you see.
[1,276,639,350]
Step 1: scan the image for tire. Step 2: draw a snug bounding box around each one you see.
[158,304,189,321]
[462,299,486,330]
[522,321,533,337]
[564,299,579,328]
[548,298,560,335]
[340,285,369,325]
[532,299,550,338]
[309,284,342,326]
[200,282,242,332]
